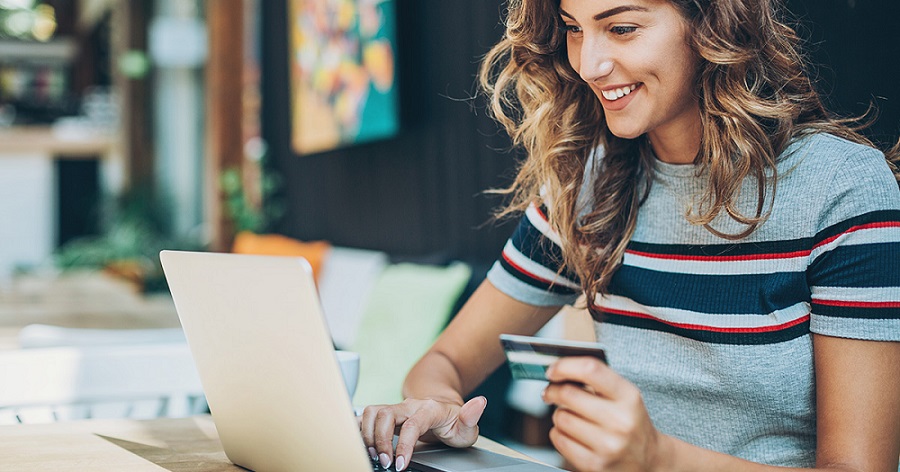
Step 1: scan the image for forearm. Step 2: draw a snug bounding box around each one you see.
[659,434,875,472]
[401,349,468,405]
[401,280,560,404]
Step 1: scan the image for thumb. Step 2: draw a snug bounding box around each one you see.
[458,396,487,428]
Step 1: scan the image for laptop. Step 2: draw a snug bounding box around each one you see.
[159,250,561,472]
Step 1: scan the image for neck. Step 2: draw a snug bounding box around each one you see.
[647,114,702,165]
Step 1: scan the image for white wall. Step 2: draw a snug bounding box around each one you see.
[0,155,55,276]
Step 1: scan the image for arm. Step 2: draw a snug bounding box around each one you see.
[404,279,562,401]
[542,335,900,472]
[359,279,561,470]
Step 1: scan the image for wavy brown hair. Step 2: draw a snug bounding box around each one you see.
[480,0,900,311]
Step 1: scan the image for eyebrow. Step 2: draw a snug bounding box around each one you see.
[559,5,650,22]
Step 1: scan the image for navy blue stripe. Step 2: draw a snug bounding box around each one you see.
[509,214,580,284]
[814,209,900,245]
[595,310,810,345]
[498,257,579,295]
[510,214,566,271]
[608,266,809,314]
[627,238,812,257]
[808,242,900,288]
[812,303,900,320]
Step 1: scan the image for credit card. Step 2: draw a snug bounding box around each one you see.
[500,334,607,381]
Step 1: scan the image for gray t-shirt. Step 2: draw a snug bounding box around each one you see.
[488,133,900,467]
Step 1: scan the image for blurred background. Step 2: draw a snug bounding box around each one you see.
[0,0,897,458]
[0,0,897,280]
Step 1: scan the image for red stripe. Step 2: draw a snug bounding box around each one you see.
[502,251,555,286]
[814,221,900,249]
[597,306,811,333]
[625,249,810,262]
[813,299,900,309]
[531,204,549,223]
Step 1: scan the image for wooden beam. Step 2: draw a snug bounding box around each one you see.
[205,0,245,252]
[109,1,155,192]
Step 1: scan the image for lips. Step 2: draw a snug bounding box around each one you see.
[600,83,638,101]
[598,83,641,111]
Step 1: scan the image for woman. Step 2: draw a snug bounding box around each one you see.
[360,0,900,470]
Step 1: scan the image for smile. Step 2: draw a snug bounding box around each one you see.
[601,84,639,101]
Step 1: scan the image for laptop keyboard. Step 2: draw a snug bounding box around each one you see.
[369,457,425,472]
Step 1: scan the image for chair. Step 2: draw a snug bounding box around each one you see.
[0,342,206,425]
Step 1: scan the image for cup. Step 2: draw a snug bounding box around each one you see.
[336,350,360,399]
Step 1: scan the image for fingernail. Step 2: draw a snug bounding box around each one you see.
[396,455,406,471]
[379,453,392,469]
[368,447,377,460]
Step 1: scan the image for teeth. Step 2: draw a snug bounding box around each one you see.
[602,84,638,101]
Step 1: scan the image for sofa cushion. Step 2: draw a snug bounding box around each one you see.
[231,231,331,281]
[350,262,471,406]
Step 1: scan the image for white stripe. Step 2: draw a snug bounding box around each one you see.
[623,251,807,275]
[525,204,562,246]
[810,226,900,262]
[503,241,580,290]
[811,286,900,303]
[506,351,559,366]
[488,262,580,307]
[596,294,810,329]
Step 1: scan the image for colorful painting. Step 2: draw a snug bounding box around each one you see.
[288,0,398,155]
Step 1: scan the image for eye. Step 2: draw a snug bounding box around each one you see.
[560,23,583,36]
[610,25,638,36]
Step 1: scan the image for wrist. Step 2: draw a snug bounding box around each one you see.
[650,431,677,472]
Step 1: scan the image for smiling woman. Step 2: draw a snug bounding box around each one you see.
[356,0,900,471]
[558,1,700,149]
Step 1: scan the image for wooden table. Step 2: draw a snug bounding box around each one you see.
[0,415,538,471]
[0,271,181,350]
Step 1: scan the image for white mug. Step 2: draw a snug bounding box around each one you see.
[335,350,360,399]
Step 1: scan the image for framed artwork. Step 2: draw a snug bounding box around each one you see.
[288,0,399,155]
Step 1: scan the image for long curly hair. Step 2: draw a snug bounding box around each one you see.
[480,0,900,309]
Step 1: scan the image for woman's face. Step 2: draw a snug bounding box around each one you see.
[560,0,701,144]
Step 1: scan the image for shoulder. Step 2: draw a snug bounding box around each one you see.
[782,133,899,228]
[785,133,892,182]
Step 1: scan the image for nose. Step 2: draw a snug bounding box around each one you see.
[579,35,614,84]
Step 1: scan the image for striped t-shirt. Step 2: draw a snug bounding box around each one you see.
[487,133,900,467]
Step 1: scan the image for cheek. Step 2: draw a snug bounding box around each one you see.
[653,45,697,95]
[671,59,699,100]
[566,41,581,75]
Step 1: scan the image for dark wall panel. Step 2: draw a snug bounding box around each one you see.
[262,0,516,263]
[261,0,899,264]
[787,0,900,148]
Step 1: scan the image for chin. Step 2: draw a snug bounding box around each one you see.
[606,115,647,139]
[605,122,645,140]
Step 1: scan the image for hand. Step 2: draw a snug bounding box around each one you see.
[542,357,662,472]
[358,396,487,471]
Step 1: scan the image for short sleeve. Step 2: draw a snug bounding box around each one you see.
[807,146,900,341]
[487,203,581,307]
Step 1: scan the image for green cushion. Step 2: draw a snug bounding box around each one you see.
[350,262,471,406]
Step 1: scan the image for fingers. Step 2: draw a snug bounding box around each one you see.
[543,381,619,430]
[543,359,661,471]
[436,396,486,447]
[549,422,610,472]
[394,396,485,470]
[360,404,406,468]
[546,356,633,400]
[373,407,399,468]
[394,411,433,472]
[458,396,487,428]
[359,404,386,458]
[359,397,486,471]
